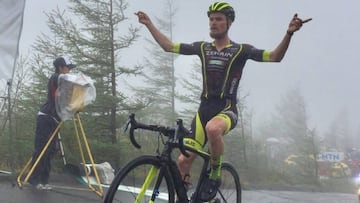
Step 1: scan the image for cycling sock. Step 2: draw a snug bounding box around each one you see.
[209,155,223,180]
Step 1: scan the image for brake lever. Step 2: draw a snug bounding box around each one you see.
[123,119,131,133]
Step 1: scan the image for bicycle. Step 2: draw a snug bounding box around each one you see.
[104,113,241,203]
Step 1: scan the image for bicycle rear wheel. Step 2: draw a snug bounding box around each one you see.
[214,162,241,203]
[104,155,175,203]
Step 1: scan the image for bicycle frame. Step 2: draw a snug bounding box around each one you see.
[182,138,213,202]
[135,139,189,202]
[133,136,214,202]
[110,113,241,203]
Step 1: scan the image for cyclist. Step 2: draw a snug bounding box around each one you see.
[135,2,311,200]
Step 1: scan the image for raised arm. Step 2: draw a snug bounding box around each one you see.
[135,11,174,52]
[269,14,312,62]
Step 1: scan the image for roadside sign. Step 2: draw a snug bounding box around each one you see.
[318,152,344,162]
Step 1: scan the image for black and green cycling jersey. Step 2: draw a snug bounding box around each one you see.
[172,41,271,101]
[172,41,271,146]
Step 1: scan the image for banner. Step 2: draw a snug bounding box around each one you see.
[318,152,344,162]
[0,0,26,80]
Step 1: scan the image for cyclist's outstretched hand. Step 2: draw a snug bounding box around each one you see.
[135,11,152,26]
[287,13,312,34]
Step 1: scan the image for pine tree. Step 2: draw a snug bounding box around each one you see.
[28,0,142,143]
[130,0,178,126]
[177,60,201,124]
[266,87,318,181]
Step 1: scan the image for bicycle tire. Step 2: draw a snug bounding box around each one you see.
[104,155,176,203]
[215,162,241,203]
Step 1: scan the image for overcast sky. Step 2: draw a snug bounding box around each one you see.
[19,0,360,137]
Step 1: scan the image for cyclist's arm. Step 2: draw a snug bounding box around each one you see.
[245,30,292,62]
[135,11,174,52]
[269,14,312,62]
[268,33,292,62]
[173,42,202,55]
[246,44,271,62]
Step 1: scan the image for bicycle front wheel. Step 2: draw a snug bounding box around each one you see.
[104,155,175,203]
[214,162,241,203]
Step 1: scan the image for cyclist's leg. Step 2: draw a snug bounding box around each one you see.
[200,110,237,201]
[206,111,235,180]
[178,111,206,188]
[177,152,197,188]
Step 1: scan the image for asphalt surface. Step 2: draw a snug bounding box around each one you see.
[0,173,104,203]
[1,172,359,203]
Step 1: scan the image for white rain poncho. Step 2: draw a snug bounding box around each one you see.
[55,73,96,120]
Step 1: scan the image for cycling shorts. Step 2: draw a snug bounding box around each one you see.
[187,98,238,147]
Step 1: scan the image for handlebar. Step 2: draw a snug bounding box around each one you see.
[124,113,190,157]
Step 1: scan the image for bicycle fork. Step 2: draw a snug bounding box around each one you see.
[135,165,160,203]
[136,165,173,203]
[135,162,188,203]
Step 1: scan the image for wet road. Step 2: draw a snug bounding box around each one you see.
[0,183,103,203]
[0,175,104,203]
[243,190,358,203]
[1,174,358,203]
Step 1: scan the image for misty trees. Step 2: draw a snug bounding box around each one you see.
[323,109,351,151]
[130,0,179,126]
[259,87,319,183]
[0,56,35,169]
[28,0,142,143]
[232,93,253,165]
[275,88,308,149]
[2,0,146,170]
[176,60,201,124]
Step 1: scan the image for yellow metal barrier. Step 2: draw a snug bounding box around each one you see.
[16,113,103,198]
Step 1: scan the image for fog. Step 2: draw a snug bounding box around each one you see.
[0,1,357,201]
[18,0,360,138]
